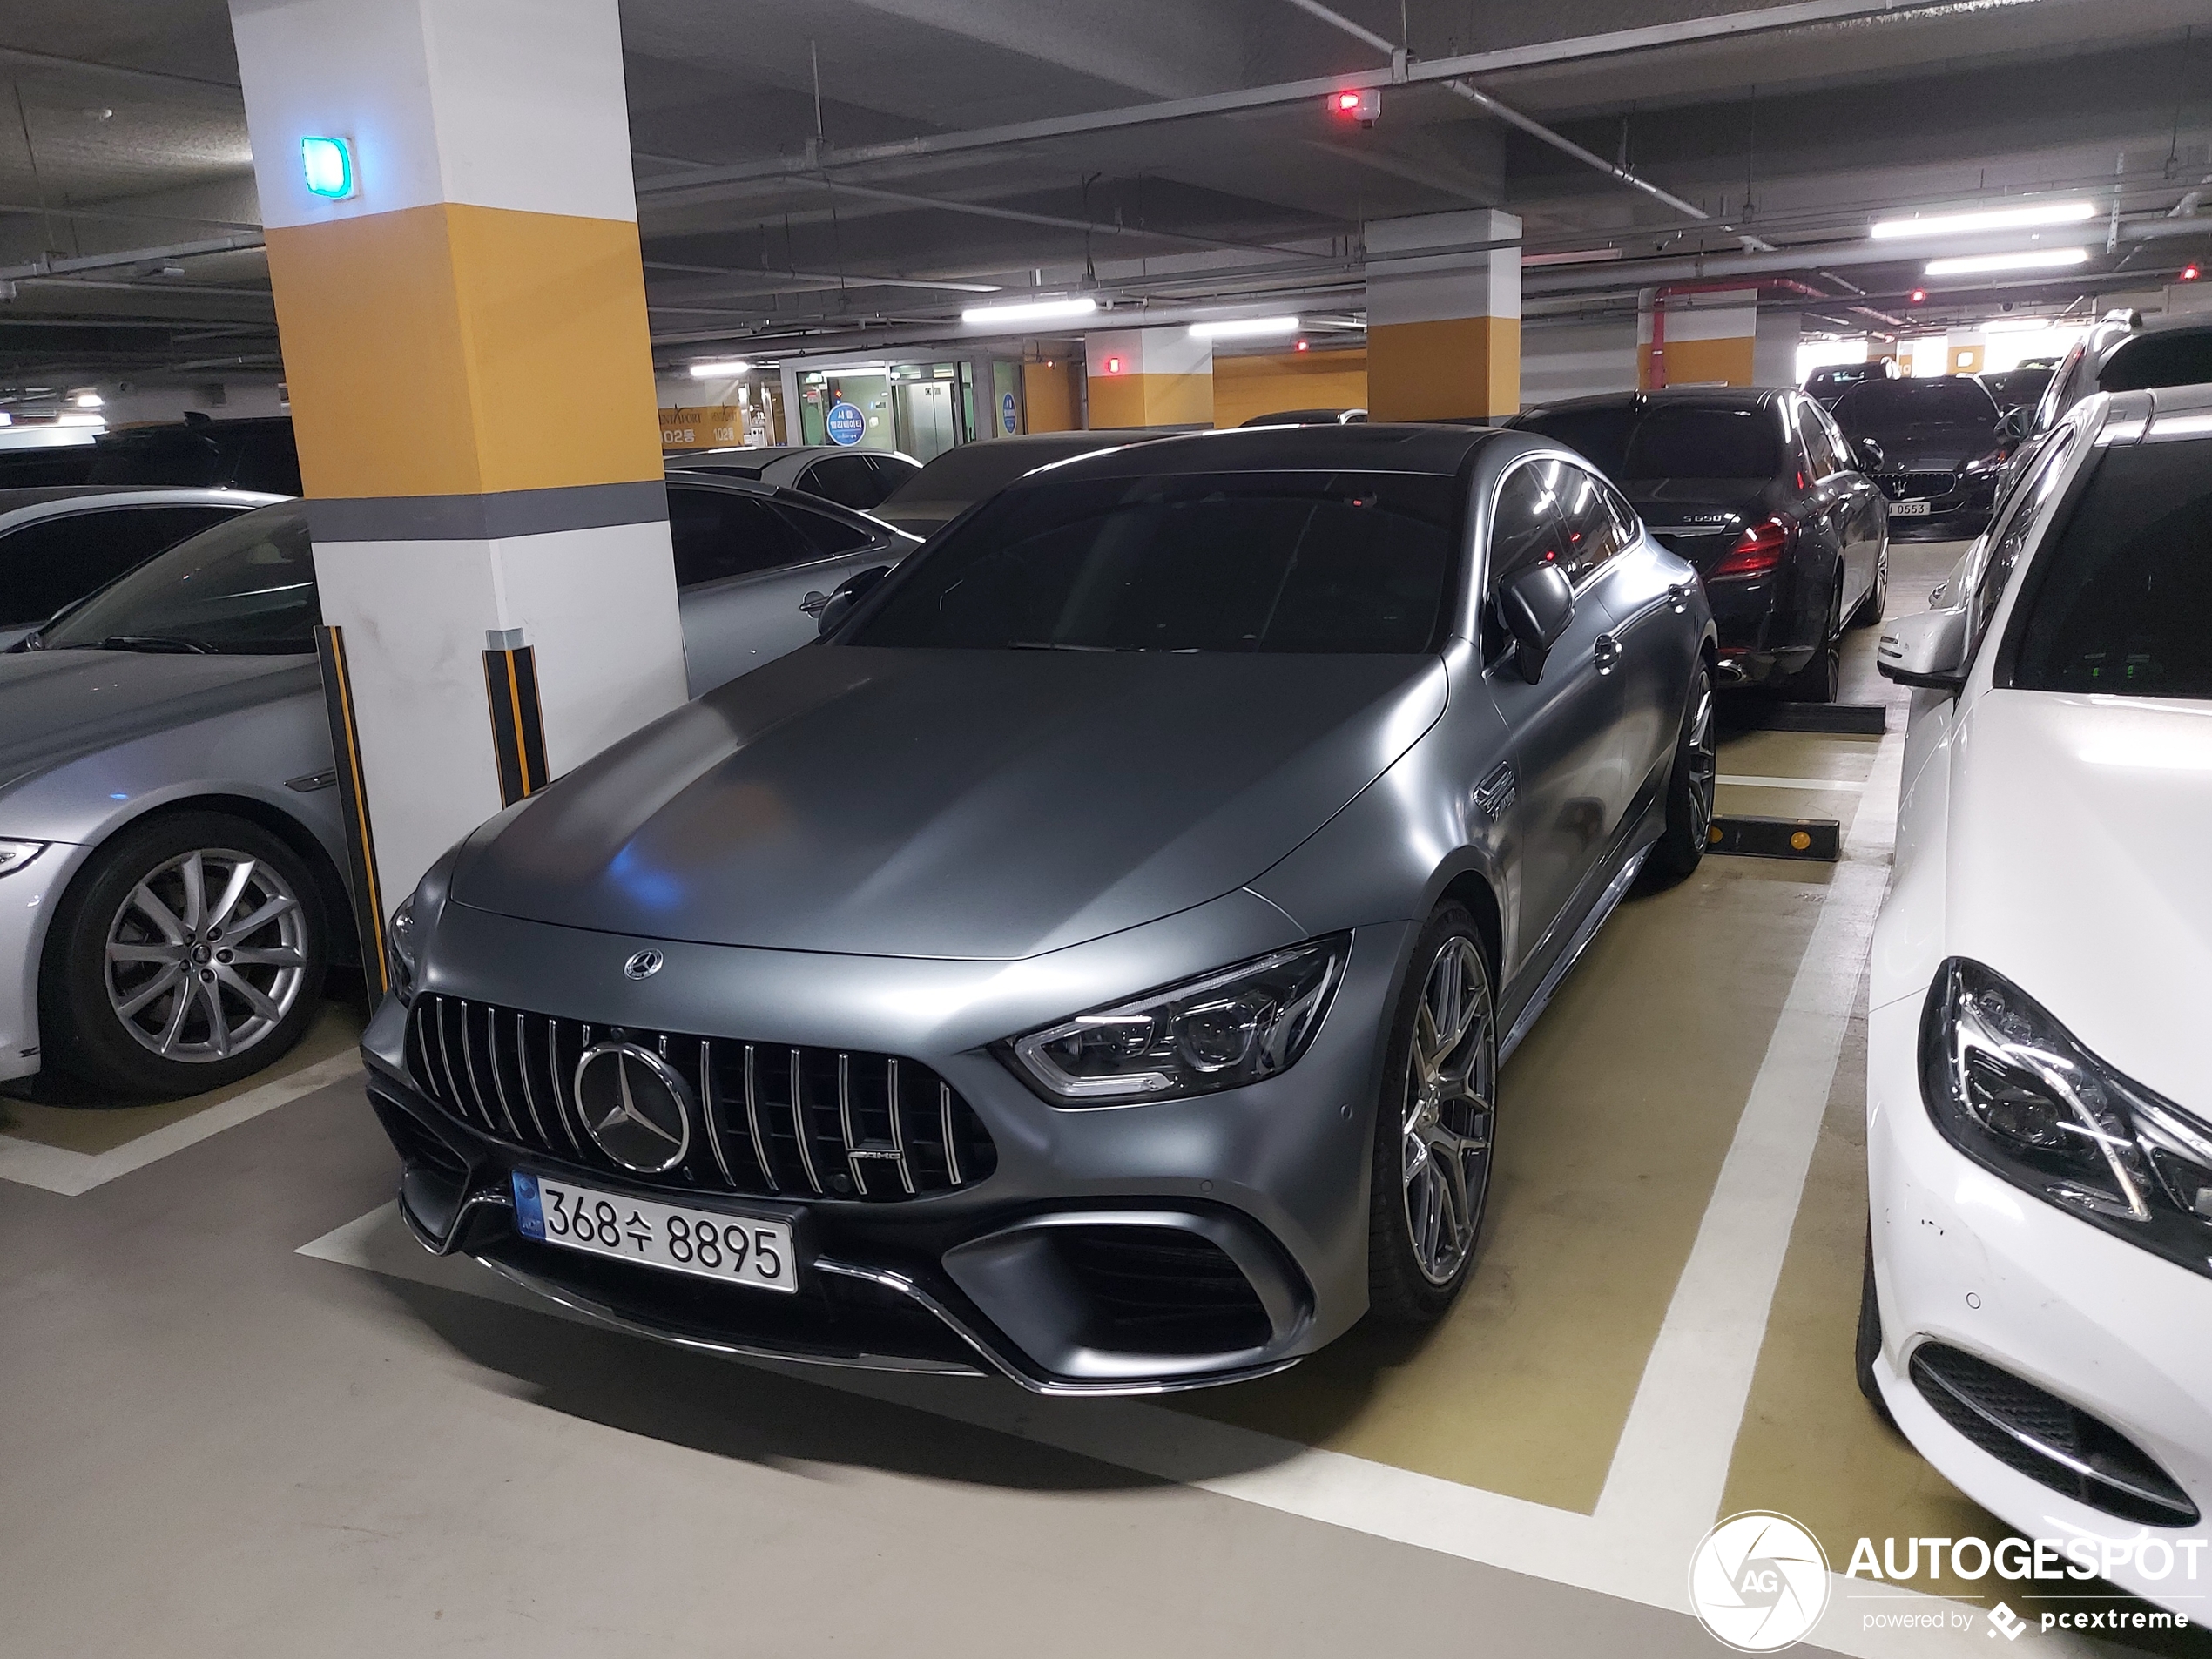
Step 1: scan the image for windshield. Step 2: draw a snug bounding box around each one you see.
[1979,368,2052,410]
[2100,330,2212,394]
[2008,440,2212,700]
[39,502,320,654]
[1832,378,1999,435]
[1517,404,1779,482]
[844,470,1456,654]
[880,436,1141,507]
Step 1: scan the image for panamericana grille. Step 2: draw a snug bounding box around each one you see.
[1875,470,1960,502]
[403,992,996,1203]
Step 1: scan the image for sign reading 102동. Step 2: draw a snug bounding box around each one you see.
[825,401,866,445]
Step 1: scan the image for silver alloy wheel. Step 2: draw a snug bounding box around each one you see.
[103,846,308,1062]
[1686,678,1717,847]
[1399,934,1496,1285]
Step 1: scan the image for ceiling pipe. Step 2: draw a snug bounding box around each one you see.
[1278,0,1714,226]
[636,0,2020,201]
[644,258,1000,294]
[0,233,265,283]
[819,179,1334,260]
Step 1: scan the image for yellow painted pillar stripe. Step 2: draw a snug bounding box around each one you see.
[1366,317,1520,422]
[266,202,662,501]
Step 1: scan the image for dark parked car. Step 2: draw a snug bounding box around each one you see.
[1974,366,2054,415]
[1511,389,1887,701]
[2027,314,2212,435]
[0,414,302,496]
[1803,359,1899,407]
[1239,408,1368,427]
[366,423,1718,1393]
[0,486,280,649]
[870,430,1190,539]
[1830,374,2014,542]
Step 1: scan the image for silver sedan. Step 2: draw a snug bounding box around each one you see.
[0,477,914,1101]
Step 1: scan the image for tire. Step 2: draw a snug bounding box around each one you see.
[1855,1224,1896,1426]
[41,811,329,1102]
[1782,572,1844,702]
[1367,904,1499,1325]
[1848,543,1891,629]
[1642,660,1716,886]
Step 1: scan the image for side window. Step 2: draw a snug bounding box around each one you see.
[665,488,814,588]
[1966,430,2076,660]
[1814,405,1856,474]
[799,455,882,509]
[1553,462,1629,579]
[772,501,871,556]
[1487,462,1570,597]
[0,504,243,627]
[1796,401,1838,478]
[866,455,920,501]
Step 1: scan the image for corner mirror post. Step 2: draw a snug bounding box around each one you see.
[1498,563,1576,685]
[1876,607,1970,691]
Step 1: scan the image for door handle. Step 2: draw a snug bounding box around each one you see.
[1594,632,1622,675]
[1473,762,1517,818]
[1665,583,1690,614]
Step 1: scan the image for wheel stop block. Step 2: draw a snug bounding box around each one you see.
[1705,815,1841,861]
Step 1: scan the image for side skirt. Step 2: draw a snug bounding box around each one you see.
[1498,842,1650,1063]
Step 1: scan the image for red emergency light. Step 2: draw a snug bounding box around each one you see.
[2184,263,2202,282]
[1327,87,1381,125]
[1103,354,1125,374]
[1908,287,1926,305]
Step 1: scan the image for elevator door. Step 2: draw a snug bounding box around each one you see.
[896,381,957,463]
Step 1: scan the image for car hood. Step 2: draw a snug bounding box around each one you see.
[450,644,1448,960]
[0,648,319,794]
[1944,690,2212,1108]
[1844,427,1982,470]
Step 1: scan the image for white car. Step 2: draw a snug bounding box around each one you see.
[1862,384,2212,1611]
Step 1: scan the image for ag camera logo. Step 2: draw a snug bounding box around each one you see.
[1689,1511,1831,1651]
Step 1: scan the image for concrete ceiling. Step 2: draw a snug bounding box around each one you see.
[0,0,2208,398]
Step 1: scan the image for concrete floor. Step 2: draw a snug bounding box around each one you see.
[6,540,2197,1658]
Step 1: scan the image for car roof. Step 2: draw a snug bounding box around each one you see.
[1023,422,1509,482]
[0,484,270,511]
[1517,388,1784,417]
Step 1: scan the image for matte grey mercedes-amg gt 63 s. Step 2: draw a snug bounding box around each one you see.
[366,423,1717,1394]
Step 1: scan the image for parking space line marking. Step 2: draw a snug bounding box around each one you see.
[1591,728,1905,1602]
[0,1054,362,1196]
[1717,773,1868,792]
[300,1196,2051,1657]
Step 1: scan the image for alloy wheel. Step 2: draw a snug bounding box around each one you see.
[103,847,309,1062]
[1686,678,1717,847]
[1399,934,1497,1285]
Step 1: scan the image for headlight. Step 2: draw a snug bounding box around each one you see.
[1003,934,1349,1106]
[0,840,45,877]
[385,893,420,1004]
[1921,958,2212,1278]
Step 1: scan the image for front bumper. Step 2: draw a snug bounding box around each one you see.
[0,842,86,1082]
[363,900,1412,1393]
[1867,992,2212,1613]
[1879,475,1996,542]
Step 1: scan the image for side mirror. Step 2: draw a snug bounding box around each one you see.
[1498,563,1575,683]
[1999,408,2032,443]
[810,563,892,635]
[1852,437,1885,472]
[1877,607,1969,690]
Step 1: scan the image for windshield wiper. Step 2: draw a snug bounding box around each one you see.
[89,634,217,655]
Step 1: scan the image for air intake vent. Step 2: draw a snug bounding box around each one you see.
[1911,1343,2198,1528]
[1052,1225,1273,1355]
[403,993,995,1204]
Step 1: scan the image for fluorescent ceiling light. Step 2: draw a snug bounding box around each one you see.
[72,391,103,408]
[688,359,753,377]
[1979,317,2054,334]
[961,296,1098,327]
[1871,201,2094,239]
[1190,315,1300,341]
[1925,247,2091,277]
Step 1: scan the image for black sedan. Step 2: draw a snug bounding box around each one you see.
[1802,359,1898,407]
[1830,374,2016,541]
[1511,388,1887,701]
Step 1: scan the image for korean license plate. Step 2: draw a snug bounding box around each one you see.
[512,1170,797,1293]
[1892,499,1932,516]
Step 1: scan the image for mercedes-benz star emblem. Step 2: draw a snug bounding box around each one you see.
[623,949,664,980]
[573,1042,693,1174]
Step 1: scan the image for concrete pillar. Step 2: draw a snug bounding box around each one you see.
[1640,288,1759,388]
[231,0,686,964]
[1364,209,1521,421]
[1755,309,1803,388]
[1085,327,1212,428]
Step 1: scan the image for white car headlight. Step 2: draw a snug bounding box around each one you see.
[1003,935,1347,1106]
[1922,957,2212,1277]
[385,892,420,1003]
[0,840,46,877]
